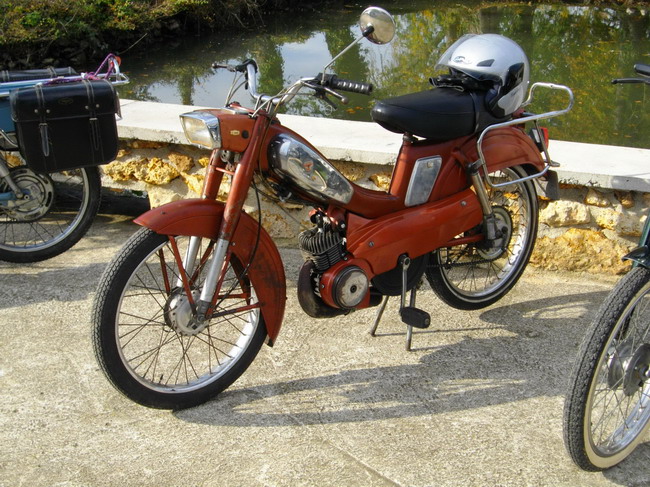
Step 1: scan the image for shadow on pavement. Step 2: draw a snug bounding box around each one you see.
[176,290,610,426]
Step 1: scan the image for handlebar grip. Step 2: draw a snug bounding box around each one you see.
[319,74,373,95]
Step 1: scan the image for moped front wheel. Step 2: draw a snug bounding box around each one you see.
[563,266,650,471]
[426,165,538,310]
[0,164,101,262]
[92,228,267,409]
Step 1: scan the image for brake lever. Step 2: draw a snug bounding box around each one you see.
[314,88,338,109]
[322,85,349,105]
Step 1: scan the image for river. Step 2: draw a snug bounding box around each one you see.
[117,1,650,149]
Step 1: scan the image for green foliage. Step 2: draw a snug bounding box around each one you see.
[0,0,226,47]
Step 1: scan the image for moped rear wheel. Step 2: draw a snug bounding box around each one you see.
[92,228,267,409]
[563,266,650,471]
[426,165,538,310]
[0,164,101,262]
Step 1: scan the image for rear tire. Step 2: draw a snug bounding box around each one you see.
[426,165,538,310]
[0,165,100,262]
[92,228,267,409]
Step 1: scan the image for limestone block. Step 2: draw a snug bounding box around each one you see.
[539,201,591,226]
[249,210,297,239]
[595,209,643,237]
[129,140,166,150]
[143,158,180,185]
[181,173,204,196]
[530,227,632,274]
[146,179,191,208]
[218,176,232,200]
[644,193,650,207]
[332,160,365,182]
[103,158,148,182]
[168,152,194,173]
[370,171,392,191]
[5,153,21,167]
[584,188,610,207]
[615,191,635,209]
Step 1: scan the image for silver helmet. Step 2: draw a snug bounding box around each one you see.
[435,33,530,117]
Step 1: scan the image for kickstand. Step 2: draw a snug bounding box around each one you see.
[368,254,430,351]
[369,295,389,337]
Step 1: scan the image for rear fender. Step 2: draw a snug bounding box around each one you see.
[463,126,546,175]
[134,199,286,344]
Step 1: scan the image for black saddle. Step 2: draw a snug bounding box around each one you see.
[371,87,508,142]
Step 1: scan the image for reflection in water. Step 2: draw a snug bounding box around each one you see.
[119,1,650,148]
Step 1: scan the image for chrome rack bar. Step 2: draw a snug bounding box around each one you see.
[476,82,574,188]
[0,61,130,99]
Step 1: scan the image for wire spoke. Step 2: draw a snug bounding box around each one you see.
[114,234,262,392]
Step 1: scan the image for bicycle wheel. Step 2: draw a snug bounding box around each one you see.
[92,228,267,409]
[564,266,650,471]
[426,165,538,310]
[0,164,101,262]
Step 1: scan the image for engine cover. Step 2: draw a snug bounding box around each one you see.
[332,266,369,309]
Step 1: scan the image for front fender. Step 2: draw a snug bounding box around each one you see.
[134,199,286,344]
[623,245,650,269]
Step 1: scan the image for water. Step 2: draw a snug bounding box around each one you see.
[118,1,650,149]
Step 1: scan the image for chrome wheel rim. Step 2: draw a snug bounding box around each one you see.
[115,236,261,394]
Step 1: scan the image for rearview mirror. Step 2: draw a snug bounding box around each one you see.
[359,7,396,45]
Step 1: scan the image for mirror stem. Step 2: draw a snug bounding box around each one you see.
[321,33,366,83]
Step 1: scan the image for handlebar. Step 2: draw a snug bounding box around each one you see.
[212,59,373,112]
[317,73,373,96]
[612,63,650,85]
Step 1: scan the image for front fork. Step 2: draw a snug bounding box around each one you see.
[180,116,267,323]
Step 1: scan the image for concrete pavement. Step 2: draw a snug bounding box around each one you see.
[1,211,649,487]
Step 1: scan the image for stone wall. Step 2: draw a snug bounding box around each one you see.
[533,186,645,274]
[103,139,645,275]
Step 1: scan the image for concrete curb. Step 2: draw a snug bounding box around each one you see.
[117,99,650,191]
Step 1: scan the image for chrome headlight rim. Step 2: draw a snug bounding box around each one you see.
[180,111,222,150]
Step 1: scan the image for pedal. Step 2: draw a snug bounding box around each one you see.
[400,306,430,329]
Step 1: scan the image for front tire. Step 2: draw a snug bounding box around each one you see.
[563,266,650,471]
[92,228,267,409]
[426,165,538,310]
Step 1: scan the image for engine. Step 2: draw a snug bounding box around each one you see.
[297,217,371,316]
[298,222,345,272]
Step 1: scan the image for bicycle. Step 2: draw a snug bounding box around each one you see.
[563,63,650,471]
[0,54,128,262]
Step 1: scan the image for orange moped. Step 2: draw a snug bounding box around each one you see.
[92,7,573,409]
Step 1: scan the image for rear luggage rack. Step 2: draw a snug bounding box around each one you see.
[477,82,574,188]
[0,53,128,139]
